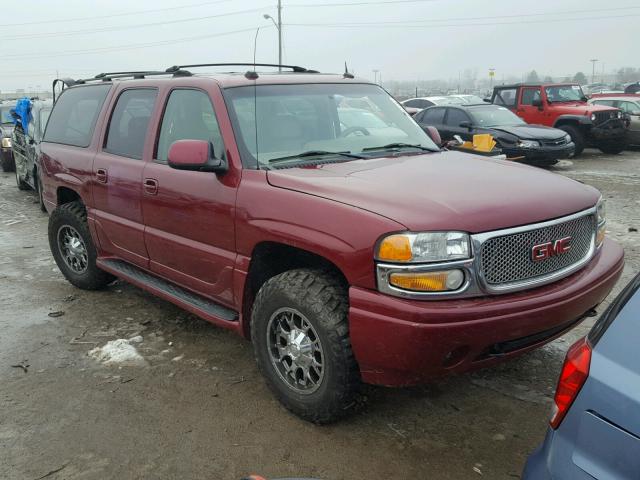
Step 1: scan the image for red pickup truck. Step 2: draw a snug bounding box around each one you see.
[491,83,627,156]
[41,65,623,423]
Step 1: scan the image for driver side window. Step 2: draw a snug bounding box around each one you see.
[521,88,541,105]
[156,89,224,163]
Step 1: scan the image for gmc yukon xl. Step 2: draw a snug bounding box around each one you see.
[41,64,624,423]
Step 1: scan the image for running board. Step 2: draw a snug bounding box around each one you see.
[98,259,239,324]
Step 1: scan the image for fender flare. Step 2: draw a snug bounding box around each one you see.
[553,114,591,128]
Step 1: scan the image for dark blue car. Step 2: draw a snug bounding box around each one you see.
[523,272,640,479]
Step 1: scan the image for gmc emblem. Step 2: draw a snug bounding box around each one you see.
[531,237,572,261]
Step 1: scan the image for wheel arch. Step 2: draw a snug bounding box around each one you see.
[241,241,349,339]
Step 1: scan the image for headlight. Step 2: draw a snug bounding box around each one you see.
[517,140,540,148]
[376,232,470,263]
[1,137,11,148]
[596,197,606,247]
[590,113,597,122]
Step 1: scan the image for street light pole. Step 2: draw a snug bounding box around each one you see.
[263,1,283,71]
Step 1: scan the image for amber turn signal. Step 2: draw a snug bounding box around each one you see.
[378,235,412,262]
[389,269,464,292]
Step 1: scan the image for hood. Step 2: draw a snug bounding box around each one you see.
[266,152,599,233]
[490,124,566,140]
[550,103,618,115]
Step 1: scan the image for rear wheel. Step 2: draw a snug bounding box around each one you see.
[557,124,585,156]
[251,269,360,424]
[598,141,626,155]
[48,201,114,290]
[1,154,15,172]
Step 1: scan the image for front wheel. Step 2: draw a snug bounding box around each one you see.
[15,168,29,190]
[48,201,114,290]
[557,125,585,156]
[251,269,360,424]
[598,141,626,155]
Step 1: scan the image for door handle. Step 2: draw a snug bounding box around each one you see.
[143,178,158,195]
[96,168,108,183]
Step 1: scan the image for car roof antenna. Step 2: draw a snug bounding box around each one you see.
[343,62,354,79]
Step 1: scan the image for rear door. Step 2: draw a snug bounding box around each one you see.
[141,86,238,307]
[616,100,640,141]
[416,107,446,134]
[91,87,158,268]
[442,108,473,142]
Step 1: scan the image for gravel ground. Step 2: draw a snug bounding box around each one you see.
[1,149,638,480]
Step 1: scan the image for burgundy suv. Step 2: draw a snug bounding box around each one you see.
[41,64,624,423]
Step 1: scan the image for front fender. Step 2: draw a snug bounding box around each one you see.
[554,114,591,127]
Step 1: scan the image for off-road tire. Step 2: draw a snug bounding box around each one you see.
[15,168,29,190]
[598,141,626,155]
[251,269,360,424]
[48,201,114,290]
[1,155,15,172]
[558,124,585,156]
[36,173,46,213]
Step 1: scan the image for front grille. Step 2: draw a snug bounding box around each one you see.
[480,214,595,286]
[542,137,569,147]
[593,111,618,124]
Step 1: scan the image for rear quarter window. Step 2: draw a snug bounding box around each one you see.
[44,85,111,147]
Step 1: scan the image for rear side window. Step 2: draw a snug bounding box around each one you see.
[494,88,517,107]
[420,107,446,124]
[44,85,111,147]
[445,108,470,127]
[156,89,224,163]
[105,89,157,159]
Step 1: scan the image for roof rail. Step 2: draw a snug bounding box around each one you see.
[93,70,168,80]
[165,63,319,76]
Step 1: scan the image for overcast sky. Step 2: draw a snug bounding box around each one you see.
[1,0,636,91]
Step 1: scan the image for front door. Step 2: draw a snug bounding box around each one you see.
[518,87,545,125]
[91,88,158,268]
[443,108,474,142]
[141,87,238,306]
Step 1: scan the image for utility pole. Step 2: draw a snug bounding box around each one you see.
[590,59,598,84]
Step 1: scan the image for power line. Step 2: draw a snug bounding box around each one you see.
[287,12,640,28]
[0,0,239,28]
[1,26,269,61]
[0,6,275,41]
[286,5,640,25]
[287,0,440,6]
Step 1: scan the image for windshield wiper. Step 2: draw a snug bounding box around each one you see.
[362,143,438,152]
[268,150,365,164]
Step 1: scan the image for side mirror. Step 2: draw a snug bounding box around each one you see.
[167,139,226,173]
[532,98,543,108]
[424,126,442,146]
[459,121,472,130]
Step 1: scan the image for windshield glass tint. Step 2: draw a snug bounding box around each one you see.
[470,106,525,127]
[545,85,585,102]
[224,83,437,167]
[0,107,13,124]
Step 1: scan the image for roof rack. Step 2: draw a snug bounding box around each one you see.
[165,63,319,77]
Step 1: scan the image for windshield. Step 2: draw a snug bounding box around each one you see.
[224,83,437,168]
[545,85,585,103]
[469,106,525,127]
[0,107,13,124]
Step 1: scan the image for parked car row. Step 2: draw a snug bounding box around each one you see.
[402,82,631,158]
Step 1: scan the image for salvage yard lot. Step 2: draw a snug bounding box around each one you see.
[1,150,638,480]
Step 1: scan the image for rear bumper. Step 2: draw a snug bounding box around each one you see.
[522,430,554,479]
[349,239,623,386]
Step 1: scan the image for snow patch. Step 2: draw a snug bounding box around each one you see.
[89,338,147,367]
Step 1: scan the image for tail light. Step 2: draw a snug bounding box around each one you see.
[550,337,592,429]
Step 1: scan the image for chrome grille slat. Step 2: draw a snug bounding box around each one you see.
[480,214,595,286]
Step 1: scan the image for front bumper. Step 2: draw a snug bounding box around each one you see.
[349,238,623,386]
[503,142,575,166]
[589,122,627,142]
